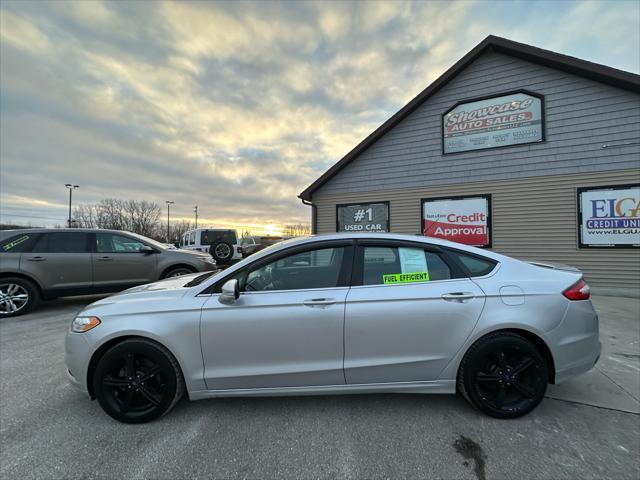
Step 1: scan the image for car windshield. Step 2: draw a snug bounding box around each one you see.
[201,230,237,245]
[124,232,168,250]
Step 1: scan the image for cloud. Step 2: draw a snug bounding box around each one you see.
[0,0,638,234]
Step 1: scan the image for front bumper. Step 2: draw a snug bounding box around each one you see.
[64,330,92,396]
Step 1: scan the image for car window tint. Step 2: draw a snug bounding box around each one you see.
[0,233,38,253]
[202,230,237,245]
[362,246,451,286]
[33,233,89,253]
[245,247,345,292]
[450,252,497,277]
[96,233,145,253]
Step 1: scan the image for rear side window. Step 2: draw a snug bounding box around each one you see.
[448,251,497,277]
[0,233,39,253]
[362,246,451,286]
[32,233,90,253]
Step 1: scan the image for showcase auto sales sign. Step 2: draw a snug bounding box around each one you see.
[443,92,543,154]
[423,197,490,246]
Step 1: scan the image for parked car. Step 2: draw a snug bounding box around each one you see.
[179,229,242,264]
[0,229,217,317]
[65,233,600,423]
[240,235,285,257]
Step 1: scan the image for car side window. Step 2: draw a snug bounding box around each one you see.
[32,233,89,253]
[447,251,497,277]
[96,233,146,253]
[362,246,451,286]
[243,247,345,292]
[189,231,195,245]
[0,233,39,253]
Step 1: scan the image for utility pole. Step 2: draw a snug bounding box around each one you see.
[65,184,79,227]
[165,201,174,243]
[194,205,198,229]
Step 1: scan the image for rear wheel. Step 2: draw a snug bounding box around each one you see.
[458,332,548,419]
[93,339,185,424]
[0,277,39,317]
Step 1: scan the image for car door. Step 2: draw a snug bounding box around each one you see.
[91,232,158,290]
[21,232,92,294]
[200,241,353,390]
[344,240,486,385]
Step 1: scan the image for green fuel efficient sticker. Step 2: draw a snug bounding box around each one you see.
[383,272,430,284]
[2,235,29,251]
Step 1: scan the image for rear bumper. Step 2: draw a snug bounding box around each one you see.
[547,299,601,384]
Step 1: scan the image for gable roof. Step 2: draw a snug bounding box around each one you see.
[299,35,640,202]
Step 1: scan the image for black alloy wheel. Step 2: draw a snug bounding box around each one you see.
[93,339,184,424]
[458,332,548,419]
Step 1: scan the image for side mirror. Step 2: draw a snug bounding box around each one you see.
[140,245,156,254]
[219,279,240,305]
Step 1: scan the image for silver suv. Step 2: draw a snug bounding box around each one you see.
[0,229,217,317]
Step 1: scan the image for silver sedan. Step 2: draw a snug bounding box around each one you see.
[65,233,601,423]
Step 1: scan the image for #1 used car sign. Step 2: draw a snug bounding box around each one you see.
[443,91,543,154]
[337,202,389,232]
[423,196,490,246]
[578,185,640,247]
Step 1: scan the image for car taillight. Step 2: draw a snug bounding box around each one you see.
[563,279,590,300]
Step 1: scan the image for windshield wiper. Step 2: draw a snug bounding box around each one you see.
[184,271,216,287]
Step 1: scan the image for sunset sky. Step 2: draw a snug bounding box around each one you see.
[1,0,639,234]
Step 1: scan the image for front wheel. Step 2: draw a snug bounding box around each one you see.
[0,277,39,317]
[93,339,185,424]
[457,332,548,419]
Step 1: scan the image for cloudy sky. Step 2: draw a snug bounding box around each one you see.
[1,0,638,234]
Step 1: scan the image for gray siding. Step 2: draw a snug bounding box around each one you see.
[313,51,640,196]
[314,169,640,293]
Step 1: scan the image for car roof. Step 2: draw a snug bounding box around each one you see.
[246,233,507,262]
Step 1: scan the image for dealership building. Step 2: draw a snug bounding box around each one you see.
[299,36,640,295]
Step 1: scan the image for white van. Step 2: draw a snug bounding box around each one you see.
[180,229,242,264]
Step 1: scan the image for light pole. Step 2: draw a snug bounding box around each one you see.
[165,201,174,243]
[65,184,79,227]
[194,205,198,229]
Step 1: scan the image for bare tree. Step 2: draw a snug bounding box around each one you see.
[168,220,194,245]
[73,199,162,238]
[282,224,311,236]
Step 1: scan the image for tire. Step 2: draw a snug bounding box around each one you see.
[457,332,548,419]
[162,266,195,279]
[93,338,185,424]
[209,241,233,264]
[0,277,39,318]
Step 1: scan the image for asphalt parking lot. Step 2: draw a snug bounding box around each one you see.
[1,296,638,480]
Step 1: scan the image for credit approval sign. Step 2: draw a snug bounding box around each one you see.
[422,195,490,246]
[578,185,640,248]
[443,91,543,154]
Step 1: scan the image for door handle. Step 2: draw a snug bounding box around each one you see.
[303,298,337,307]
[26,256,46,262]
[442,292,475,302]
[96,256,113,261]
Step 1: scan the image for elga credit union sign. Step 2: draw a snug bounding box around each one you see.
[578,185,640,248]
[423,196,490,246]
[443,91,543,154]
[337,202,389,232]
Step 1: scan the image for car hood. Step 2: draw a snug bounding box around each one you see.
[82,273,203,312]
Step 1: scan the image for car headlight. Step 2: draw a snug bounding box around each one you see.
[71,316,101,333]
[199,257,216,264]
